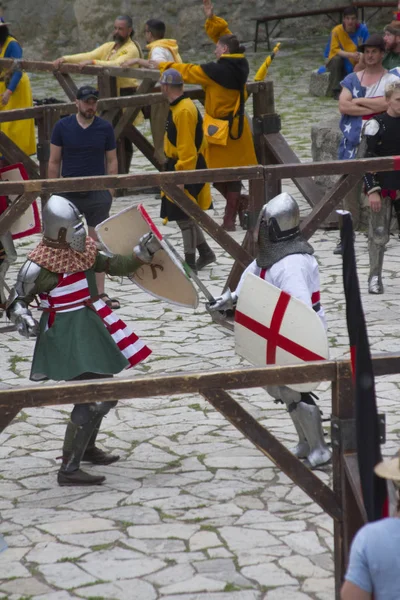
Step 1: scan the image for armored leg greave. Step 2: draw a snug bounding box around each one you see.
[178,220,214,273]
[368,197,391,294]
[266,386,331,468]
[294,400,331,468]
[82,416,120,465]
[58,400,118,486]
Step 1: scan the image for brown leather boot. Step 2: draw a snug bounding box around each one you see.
[222,193,240,231]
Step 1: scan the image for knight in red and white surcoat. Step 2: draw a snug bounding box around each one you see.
[6,195,161,486]
[209,192,331,469]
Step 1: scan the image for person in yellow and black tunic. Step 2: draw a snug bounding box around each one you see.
[151,0,257,232]
[0,18,36,163]
[160,68,216,273]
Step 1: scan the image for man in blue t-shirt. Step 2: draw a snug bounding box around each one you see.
[341,454,400,600]
[48,85,119,308]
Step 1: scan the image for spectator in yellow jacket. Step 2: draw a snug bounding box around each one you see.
[151,0,257,232]
[53,15,143,173]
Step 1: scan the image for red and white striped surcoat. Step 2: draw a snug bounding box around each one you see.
[40,271,151,368]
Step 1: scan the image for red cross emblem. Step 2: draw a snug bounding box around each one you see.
[235,289,325,365]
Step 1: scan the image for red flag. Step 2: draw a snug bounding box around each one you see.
[340,211,387,521]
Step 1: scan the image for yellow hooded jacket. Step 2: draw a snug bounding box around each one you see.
[146,39,182,63]
[63,38,143,91]
[159,15,257,170]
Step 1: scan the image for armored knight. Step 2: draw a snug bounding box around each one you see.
[7,195,160,486]
[361,81,400,294]
[208,192,331,469]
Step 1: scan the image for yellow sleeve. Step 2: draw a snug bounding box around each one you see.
[159,61,211,86]
[328,27,341,61]
[63,43,109,63]
[205,14,232,43]
[174,108,198,172]
[93,44,141,67]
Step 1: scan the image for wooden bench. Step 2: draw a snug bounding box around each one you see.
[253,1,397,52]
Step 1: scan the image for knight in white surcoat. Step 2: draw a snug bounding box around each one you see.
[208,192,332,469]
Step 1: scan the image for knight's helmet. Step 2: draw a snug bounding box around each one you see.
[255,192,300,246]
[42,195,87,253]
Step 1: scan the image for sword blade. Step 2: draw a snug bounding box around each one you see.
[162,238,216,303]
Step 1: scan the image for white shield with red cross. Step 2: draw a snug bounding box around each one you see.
[235,273,329,392]
[0,163,41,239]
[96,204,199,309]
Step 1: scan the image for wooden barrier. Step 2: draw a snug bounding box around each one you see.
[0,152,395,311]
[0,352,399,598]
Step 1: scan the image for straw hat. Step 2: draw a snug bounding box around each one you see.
[374,453,400,481]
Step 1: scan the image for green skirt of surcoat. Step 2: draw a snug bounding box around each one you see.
[30,270,129,381]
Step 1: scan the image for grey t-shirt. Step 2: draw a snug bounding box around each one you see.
[345,517,400,599]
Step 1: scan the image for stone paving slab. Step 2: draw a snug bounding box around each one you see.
[1,35,400,600]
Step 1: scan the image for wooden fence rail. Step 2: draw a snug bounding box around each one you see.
[1,352,399,599]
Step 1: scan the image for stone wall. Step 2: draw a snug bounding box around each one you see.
[9,0,393,58]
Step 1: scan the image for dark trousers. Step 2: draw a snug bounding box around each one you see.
[326,55,346,98]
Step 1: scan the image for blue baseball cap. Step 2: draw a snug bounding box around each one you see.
[160,68,183,85]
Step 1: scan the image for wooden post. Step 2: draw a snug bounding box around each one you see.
[0,132,39,179]
[252,80,281,198]
[300,174,361,240]
[223,176,264,293]
[124,125,163,172]
[161,183,253,268]
[202,388,341,520]
[331,361,365,599]
[36,107,57,205]
[53,71,78,100]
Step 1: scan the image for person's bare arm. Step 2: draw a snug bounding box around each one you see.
[341,581,371,600]
[338,87,372,115]
[337,49,360,61]
[353,96,388,112]
[48,144,62,179]
[106,149,118,175]
[121,58,149,68]
[203,0,214,18]
[106,149,118,196]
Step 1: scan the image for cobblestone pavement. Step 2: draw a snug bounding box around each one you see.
[1,37,400,600]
